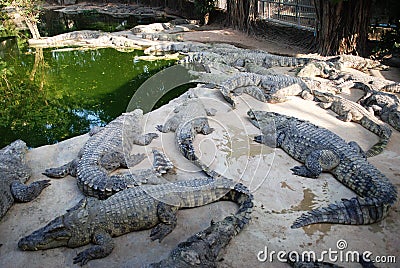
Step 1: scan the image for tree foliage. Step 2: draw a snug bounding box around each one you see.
[0,0,42,39]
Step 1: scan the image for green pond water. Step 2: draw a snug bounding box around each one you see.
[0,44,189,148]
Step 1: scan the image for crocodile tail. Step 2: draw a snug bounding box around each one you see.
[380,83,400,93]
[360,117,392,157]
[152,149,174,174]
[366,138,389,157]
[291,197,392,228]
[221,183,254,233]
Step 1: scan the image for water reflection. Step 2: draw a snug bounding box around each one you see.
[39,10,171,37]
[0,46,175,148]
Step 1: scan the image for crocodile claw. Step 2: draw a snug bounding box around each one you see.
[150,224,175,242]
[155,125,164,132]
[290,166,318,178]
[253,135,263,144]
[73,250,92,266]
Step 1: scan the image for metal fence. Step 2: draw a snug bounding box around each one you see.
[258,0,316,31]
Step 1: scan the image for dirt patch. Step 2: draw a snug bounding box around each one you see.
[182,22,314,57]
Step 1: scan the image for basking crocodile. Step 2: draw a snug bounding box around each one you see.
[150,108,255,268]
[0,140,50,220]
[182,49,311,70]
[296,61,340,79]
[43,109,161,199]
[18,176,253,265]
[313,90,392,157]
[218,72,320,107]
[330,72,400,93]
[147,213,251,268]
[248,110,397,228]
[156,91,216,134]
[327,54,389,73]
[356,82,400,132]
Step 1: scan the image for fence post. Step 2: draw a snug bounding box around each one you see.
[262,1,265,18]
[296,0,300,27]
[278,0,281,16]
[268,0,271,19]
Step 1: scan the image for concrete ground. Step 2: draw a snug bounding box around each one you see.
[0,80,399,267]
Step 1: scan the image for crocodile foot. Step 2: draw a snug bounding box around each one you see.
[11,180,51,202]
[290,166,318,178]
[150,223,176,242]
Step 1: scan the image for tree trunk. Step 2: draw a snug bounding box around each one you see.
[313,0,372,56]
[12,4,41,39]
[226,0,258,32]
[25,16,41,39]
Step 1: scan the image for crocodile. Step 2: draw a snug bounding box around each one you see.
[43,109,161,199]
[147,214,251,268]
[0,140,50,220]
[156,91,216,134]
[296,61,341,79]
[356,82,400,132]
[247,110,397,228]
[313,90,392,157]
[329,72,400,93]
[181,49,311,70]
[18,176,253,265]
[218,73,321,106]
[150,106,255,268]
[327,54,389,73]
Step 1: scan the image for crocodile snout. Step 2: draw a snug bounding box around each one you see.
[18,237,37,251]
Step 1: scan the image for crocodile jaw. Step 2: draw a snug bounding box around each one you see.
[18,216,72,250]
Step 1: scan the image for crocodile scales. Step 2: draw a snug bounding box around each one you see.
[248,110,397,228]
[330,72,400,93]
[181,45,311,66]
[18,177,253,265]
[327,54,389,73]
[355,82,400,132]
[0,140,50,220]
[218,72,319,107]
[156,90,216,134]
[43,109,162,199]
[147,214,250,268]
[313,90,392,157]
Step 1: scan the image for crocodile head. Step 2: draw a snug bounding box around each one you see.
[247,110,296,147]
[18,198,92,250]
[247,110,292,129]
[192,118,214,135]
[312,90,336,103]
[388,111,400,131]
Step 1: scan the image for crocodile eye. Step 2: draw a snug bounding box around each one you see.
[54,230,70,240]
[48,226,64,233]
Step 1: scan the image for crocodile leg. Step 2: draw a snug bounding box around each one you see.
[73,231,114,266]
[132,133,159,146]
[291,149,340,178]
[42,158,79,178]
[11,180,51,202]
[99,151,145,170]
[150,203,178,242]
